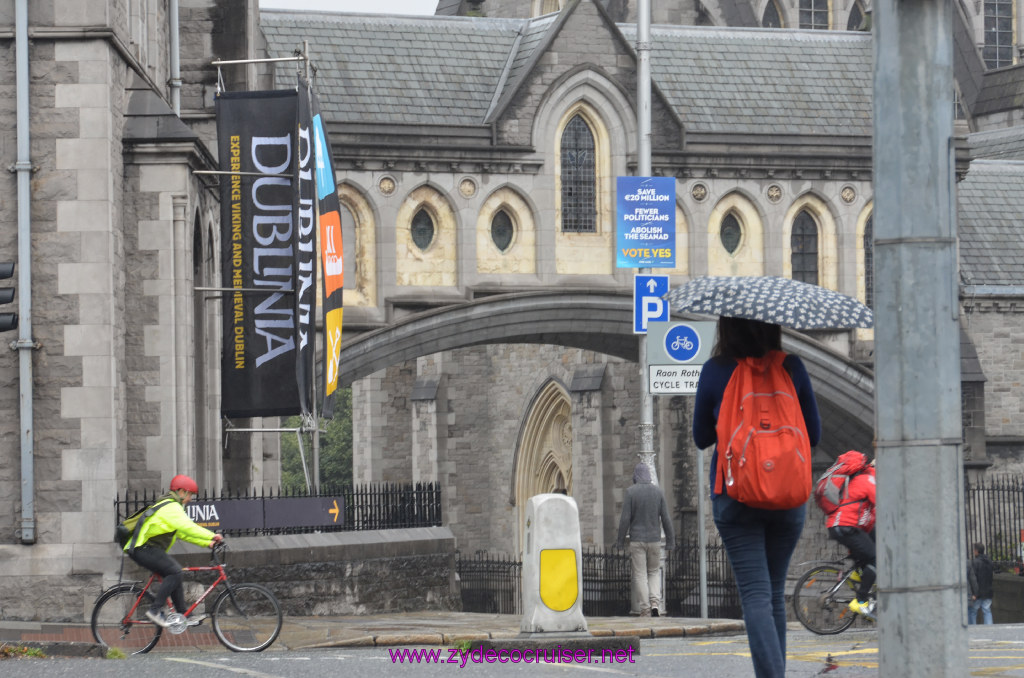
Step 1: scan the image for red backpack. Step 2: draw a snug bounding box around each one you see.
[814,450,869,515]
[714,351,812,510]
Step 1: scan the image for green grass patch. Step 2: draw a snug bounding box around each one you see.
[0,643,47,659]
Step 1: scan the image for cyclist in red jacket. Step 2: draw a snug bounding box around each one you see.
[824,451,876,619]
[126,474,224,628]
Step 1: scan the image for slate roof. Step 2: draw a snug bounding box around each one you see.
[969,126,1024,161]
[973,63,1024,118]
[634,25,873,136]
[957,160,1024,286]
[259,9,874,136]
[260,11,525,126]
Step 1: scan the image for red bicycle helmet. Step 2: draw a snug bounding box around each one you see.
[169,474,199,494]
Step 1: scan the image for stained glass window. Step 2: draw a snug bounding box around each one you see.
[491,209,514,252]
[791,210,819,284]
[411,208,434,251]
[560,115,596,233]
[721,213,742,254]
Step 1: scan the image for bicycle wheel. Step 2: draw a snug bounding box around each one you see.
[211,583,282,652]
[91,583,163,654]
[792,564,857,635]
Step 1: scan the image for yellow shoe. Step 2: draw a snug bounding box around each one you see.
[849,569,862,583]
[848,598,876,620]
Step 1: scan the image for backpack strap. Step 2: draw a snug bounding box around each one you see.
[126,499,175,556]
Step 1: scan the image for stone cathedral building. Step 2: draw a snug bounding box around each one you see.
[1,0,1024,620]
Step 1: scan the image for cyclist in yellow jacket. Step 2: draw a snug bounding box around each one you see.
[126,474,223,628]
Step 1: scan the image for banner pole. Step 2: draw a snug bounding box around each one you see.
[301,45,321,492]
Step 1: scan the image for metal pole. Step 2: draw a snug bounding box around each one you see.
[873,0,967,674]
[635,0,663,620]
[636,0,654,474]
[14,0,35,545]
[168,0,181,115]
[303,41,321,492]
[697,445,708,618]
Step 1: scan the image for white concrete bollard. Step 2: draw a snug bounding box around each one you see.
[520,493,588,633]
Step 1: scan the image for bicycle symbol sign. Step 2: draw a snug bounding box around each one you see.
[664,324,700,363]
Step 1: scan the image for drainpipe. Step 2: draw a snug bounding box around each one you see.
[14,0,35,545]
[169,0,181,115]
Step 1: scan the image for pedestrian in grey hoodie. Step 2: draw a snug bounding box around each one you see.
[615,462,675,617]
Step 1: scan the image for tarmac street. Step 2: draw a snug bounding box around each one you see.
[5,613,1024,676]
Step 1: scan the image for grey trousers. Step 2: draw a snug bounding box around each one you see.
[630,541,663,614]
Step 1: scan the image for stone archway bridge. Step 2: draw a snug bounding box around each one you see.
[336,290,875,460]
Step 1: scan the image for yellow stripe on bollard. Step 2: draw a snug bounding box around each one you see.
[539,548,578,611]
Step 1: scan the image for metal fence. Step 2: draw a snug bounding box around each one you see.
[965,475,1024,569]
[456,540,740,618]
[115,482,442,536]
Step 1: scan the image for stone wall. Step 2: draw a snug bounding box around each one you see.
[0,527,458,623]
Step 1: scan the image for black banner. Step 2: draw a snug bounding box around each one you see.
[295,82,317,416]
[186,496,345,531]
[216,90,302,418]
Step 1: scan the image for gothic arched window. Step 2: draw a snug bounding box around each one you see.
[560,114,597,233]
[720,212,742,254]
[847,2,864,30]
[791,210,819,284]
[411,208,435,251]
[762,0,783,27]
[491,209,514,252]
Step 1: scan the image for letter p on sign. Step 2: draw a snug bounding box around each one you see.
[634,274,669,334]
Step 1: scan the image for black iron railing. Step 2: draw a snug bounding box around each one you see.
[965,475,1024,570]
[456,540,740,618]
[114,482,442,536]
[456,551,523,615]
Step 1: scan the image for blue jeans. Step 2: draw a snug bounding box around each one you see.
[713,494,806,678]
[968,597,993,624]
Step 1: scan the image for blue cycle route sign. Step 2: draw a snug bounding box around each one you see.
[664,324,701,363]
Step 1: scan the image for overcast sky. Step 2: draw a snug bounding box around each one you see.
[260,0,438,14]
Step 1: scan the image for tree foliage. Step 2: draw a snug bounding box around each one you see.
[280,387,352,492]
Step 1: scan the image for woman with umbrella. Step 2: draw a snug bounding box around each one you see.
[676,275,871,678]
[691,315,822,678]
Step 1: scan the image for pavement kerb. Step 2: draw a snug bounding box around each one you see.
[284,618,747,650]
[0,615,748,655]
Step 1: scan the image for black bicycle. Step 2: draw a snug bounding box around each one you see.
[792,556,876,635]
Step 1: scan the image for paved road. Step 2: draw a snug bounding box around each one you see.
[5,624,1024,677]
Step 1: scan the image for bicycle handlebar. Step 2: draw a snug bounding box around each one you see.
[210,540,228,565]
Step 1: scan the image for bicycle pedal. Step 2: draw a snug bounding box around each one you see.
[165,611,188,635]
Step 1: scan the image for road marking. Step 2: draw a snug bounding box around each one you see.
[164,657,285,677]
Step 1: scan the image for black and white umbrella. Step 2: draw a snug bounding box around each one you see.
[663,275,873,330]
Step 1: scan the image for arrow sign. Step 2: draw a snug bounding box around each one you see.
[329,499,340,523]
[634,274,669,334]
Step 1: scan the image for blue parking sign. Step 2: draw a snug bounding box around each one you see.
[634,274,669,334]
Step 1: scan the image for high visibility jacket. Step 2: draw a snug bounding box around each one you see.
[123,494,217,553]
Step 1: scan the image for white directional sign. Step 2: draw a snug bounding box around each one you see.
[633,274,669,334]
[645,321,716,394]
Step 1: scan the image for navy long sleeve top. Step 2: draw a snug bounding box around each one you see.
[692,353,822,497]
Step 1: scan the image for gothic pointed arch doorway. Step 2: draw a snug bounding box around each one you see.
[512,379,573,553]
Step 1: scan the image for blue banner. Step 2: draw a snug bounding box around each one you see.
[616,176,676,268]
